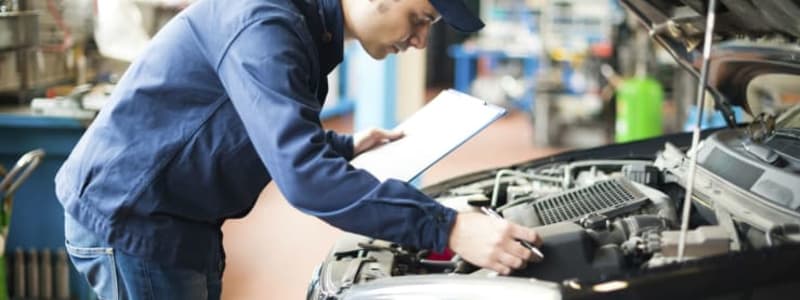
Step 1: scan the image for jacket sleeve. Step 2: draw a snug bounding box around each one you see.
[216,19,456,252]
[325,130,354,161]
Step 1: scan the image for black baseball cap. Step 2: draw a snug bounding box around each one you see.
[429,0,484,32]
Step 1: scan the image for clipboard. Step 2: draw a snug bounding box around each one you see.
[350,89,507,182]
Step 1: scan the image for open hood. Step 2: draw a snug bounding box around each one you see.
[619,0,800,126]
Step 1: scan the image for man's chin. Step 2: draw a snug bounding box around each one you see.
[362,46,389,60]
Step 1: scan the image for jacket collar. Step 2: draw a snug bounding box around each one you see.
[317,0,344,74]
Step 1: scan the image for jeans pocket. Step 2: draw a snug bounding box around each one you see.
[65,242,119,300]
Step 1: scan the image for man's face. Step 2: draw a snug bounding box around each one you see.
[346,0,441,59]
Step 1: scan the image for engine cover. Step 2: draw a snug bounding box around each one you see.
[512,222,626,281]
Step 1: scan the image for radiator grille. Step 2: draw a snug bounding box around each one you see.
[533,177,647,225]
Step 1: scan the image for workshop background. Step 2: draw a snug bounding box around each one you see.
[0,0,724,299]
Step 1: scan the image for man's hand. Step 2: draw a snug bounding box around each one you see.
[353,127,404,157]
[448,212,542,275]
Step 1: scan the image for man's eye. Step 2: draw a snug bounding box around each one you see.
[411,14,431,27]
[413,15,424,26]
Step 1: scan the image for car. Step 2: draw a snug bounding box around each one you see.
[307,0,800,299]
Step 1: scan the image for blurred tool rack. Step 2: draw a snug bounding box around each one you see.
[448,44,540,111]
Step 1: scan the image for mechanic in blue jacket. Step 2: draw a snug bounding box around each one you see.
[56,0,542,298]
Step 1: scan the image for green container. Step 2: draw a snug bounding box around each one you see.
[615,77,664,143]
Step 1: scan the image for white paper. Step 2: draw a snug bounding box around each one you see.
[351,89,506,182]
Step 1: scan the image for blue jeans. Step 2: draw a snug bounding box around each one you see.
[64,214,223,300]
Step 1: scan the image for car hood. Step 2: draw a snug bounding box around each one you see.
[619,0,800,123]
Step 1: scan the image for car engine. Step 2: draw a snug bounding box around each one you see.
[312,120,800,297]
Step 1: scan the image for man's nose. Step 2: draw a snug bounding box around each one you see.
[408,26,430,49]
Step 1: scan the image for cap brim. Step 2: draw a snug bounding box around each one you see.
[430,0,485,33]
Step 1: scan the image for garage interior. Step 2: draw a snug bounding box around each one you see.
[2,0,799,299]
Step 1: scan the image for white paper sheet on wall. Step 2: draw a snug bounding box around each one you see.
[350,89,507,182]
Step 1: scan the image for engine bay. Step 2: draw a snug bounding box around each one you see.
[317,124,800,296]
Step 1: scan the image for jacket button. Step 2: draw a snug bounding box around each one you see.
[322,32,332,43]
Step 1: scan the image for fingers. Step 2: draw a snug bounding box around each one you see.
[353,128,404,156]
[509,223,543,247]
[497,252,526,273]
[487,222,540,274]
[503,239,535,262]
[384,129,404,140]
[506,223,544,262]
[488,244,531,275]
[372,128,404,142]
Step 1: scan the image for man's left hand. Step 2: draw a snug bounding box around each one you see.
[353,127,404,157]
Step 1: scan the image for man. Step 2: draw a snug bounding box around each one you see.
[57,0,542,298]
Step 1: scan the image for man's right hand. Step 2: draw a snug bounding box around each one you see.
[447,212,543,275]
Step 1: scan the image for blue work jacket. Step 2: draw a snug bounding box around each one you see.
[55,0,456,271]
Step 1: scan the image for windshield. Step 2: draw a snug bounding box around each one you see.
[747,73,800,128]
[778,106,800,129]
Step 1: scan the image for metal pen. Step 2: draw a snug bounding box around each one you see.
[480,206,545,260]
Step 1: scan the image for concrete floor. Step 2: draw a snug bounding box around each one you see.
[220,110,564,299]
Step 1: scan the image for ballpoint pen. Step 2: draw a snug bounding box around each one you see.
[480,206,545,260]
